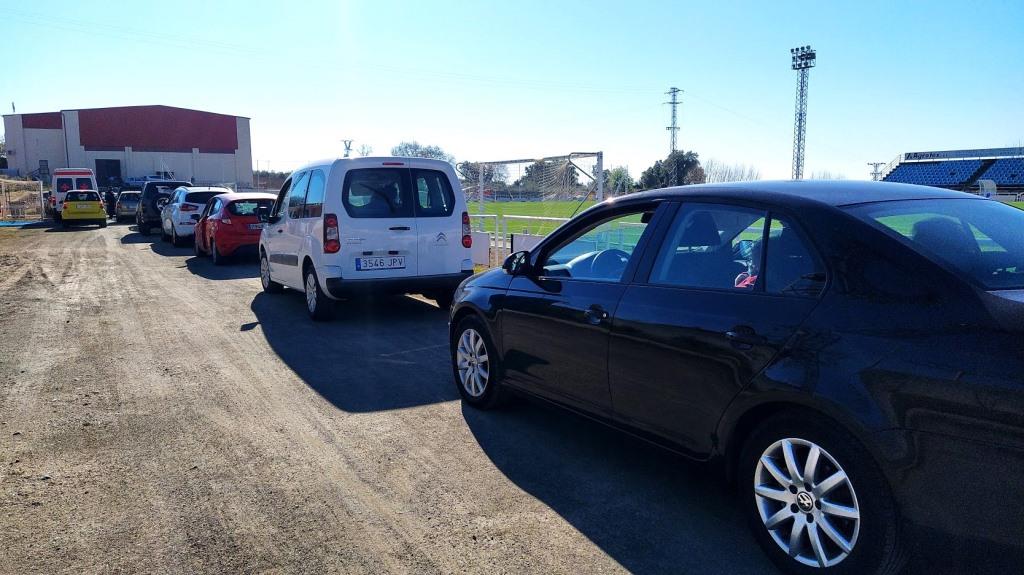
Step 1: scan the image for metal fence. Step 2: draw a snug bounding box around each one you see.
[0,180,45,221]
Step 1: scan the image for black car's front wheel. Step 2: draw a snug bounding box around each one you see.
[738,413,904,575]
[452,316,504,409]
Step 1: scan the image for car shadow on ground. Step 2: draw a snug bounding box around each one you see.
[250,291,457,412]
[185,255,259,280]
[120,229,157,244]
[43,223,107,232]
[462,401,778,575]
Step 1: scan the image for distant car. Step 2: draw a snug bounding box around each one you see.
[60,190,107,228]
[114,191,140,222]
[194,192,277,264]
[450,181,1024,574]
[159,186,230,246]
[51,168,98,222]
[257,157,474,320]
[135,180,191,235]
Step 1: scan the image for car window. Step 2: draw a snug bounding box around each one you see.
[287,172,310,219]
[55,178,73,194]
[650,203,766,290]
[303,170,325,218]
[764,217,825,297]
[229,199,274,216]
[66,191,100,201]
[75,178,92,190]
[343,168,413,218]
[541,210,651,282]
[847,198,1024,290]
[413,169,455,217]
[185,191,220,205]
[272,178,291,218]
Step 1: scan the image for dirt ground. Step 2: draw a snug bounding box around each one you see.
[0,223,775,574]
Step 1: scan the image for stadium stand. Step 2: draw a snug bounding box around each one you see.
[881,148,1024,194]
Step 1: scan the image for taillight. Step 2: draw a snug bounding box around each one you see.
[324,213,340,253]
[49,197,56,205]
[181,204,197,212]
[461,211,472,248]
[222,218,232,225]
[62,201,69,210]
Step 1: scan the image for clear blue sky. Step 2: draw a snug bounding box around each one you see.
[5,0,1023,180]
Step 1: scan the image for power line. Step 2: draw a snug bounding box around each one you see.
[665,87,682,154]
[868,162,885,181]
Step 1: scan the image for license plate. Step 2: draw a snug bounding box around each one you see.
[356,256,405,271]
[76,204,90,209]
[248,223,264,230]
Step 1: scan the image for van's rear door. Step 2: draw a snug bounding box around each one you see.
[411,167,463,277]
[338,167,418,279]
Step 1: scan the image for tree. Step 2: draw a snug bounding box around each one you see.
[637,150,703,190]
[810,170,846,180]
[514,160,579,190]
[390,141,454,164]
[606,166,635,196]
[357,144,373,157]
[703,158,761,183]
[458,162,508,185]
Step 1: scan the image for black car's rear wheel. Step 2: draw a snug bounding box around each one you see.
[451,316,505,409]
[738,413,904,575]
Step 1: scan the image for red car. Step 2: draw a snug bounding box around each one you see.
[193,192,277,264]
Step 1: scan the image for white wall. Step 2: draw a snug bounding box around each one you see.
[2,115,68,175]
[234,117,254,188]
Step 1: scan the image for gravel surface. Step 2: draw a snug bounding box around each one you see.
[0,223,776,574]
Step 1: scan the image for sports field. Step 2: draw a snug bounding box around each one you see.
[470,200,594,235]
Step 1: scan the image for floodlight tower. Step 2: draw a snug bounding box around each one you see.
[665,87,682,154]
[790,46,816,180]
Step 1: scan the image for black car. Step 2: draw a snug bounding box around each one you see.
[449,181,1024,574]
[135,180,191,234]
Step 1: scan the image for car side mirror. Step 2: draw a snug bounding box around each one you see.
[256,206,271,223]
[502,251,532,275]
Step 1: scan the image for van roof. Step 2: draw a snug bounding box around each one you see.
[53,168,94,175]
[290,156,456,174]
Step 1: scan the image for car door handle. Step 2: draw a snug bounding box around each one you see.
[389,226,411,231]
[583,305,609,325]
[725,327,765,348]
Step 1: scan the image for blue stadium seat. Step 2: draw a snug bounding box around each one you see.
[883,160,982,186]
[978,158,1024,185]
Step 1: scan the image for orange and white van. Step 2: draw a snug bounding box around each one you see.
[51,168,99,221]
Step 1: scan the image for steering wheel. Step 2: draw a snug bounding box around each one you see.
[591,249,630,279]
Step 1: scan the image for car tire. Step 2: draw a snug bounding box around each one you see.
[137,218,150,235]
[738,412,904,575]
[210,239,225,266]
[451,316,505,409]
[260,251,283,293]
[161,223,171,243]
[303,265,333,321]
[194,235,205,257]
[171,226,180,246]
[100,220,107,229]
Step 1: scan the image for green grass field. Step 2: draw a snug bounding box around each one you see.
[469,200,594,235]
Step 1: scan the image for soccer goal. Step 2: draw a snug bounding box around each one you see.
[458,152,605,212]
[0,179,46,221]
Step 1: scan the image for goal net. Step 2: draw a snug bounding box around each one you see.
[0,179,45,221]
[458,152,604,214]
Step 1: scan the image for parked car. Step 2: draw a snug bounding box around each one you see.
[449,180,1024,574]
[194,192,276,264]
[59,190,107,228]
[51,168,98,222]
[114,191,141,222]
[257,157,474,320]
[159,186,230,246]
[134,180,191,235]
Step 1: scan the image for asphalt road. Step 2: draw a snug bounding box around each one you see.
[0,222,776,574]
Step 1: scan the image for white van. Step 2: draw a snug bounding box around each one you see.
[51,168,99,221]
[258,157,474,320]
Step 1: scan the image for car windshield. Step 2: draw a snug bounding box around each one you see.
[185,191,221,204]
[66,191,100,201]
[847,199,1024,290]
[227,199,274,215]
[118,193,140,200]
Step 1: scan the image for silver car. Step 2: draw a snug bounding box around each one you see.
[114,191,141,222]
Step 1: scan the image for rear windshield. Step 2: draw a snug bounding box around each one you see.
[847,199,1024,290]
[118,192,140,200]
[185,191,220,204]
[143,183,189,197]
[75,178,93,190]
[55,178,73,193]
[227,199,274,215]
[413,169,456,217]
[343,169,414,218]
[66,191,100,201]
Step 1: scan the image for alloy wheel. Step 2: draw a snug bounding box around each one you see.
[260,256,271,288]
[305,272,317,313]
[456,328,489,397]
[754,438,861,568]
